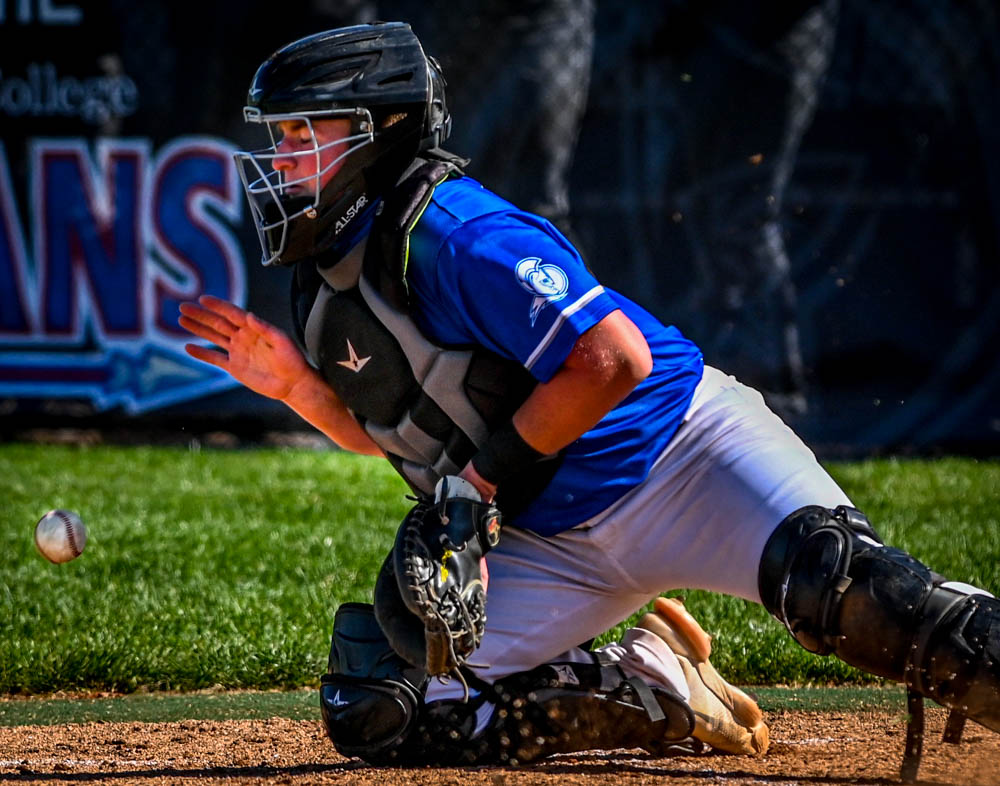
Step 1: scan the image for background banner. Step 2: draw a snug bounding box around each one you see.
[2,0,998,455]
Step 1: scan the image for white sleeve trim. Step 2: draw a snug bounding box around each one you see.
[525,285,606,371]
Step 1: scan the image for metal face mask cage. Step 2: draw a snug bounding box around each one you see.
[234,106,375,266]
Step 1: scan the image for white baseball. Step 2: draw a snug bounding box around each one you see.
[34,509,87,564]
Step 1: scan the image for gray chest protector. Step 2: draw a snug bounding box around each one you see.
[291,155,557,517]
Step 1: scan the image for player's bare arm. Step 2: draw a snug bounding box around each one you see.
[460,309,652,500]
[179,295,381,456]
[513,308,652,454]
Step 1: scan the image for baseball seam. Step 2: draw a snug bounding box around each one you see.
[55,510,82,558]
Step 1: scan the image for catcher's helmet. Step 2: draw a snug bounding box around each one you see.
[235,22,451,266]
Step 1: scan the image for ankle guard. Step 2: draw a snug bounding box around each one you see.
[758,505,1000,780]
[319,603,428,764]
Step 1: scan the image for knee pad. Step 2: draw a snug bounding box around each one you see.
[759,505,912,670]
[758,505,1000,730]
[319,603,428,764]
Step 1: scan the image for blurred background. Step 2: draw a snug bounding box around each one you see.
[1,0,998,457]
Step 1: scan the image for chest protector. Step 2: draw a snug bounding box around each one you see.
[292,154,557,518]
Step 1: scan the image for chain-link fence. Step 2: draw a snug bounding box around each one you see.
[1,0,998,454]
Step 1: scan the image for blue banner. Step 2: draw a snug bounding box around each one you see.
[2,0,998,454]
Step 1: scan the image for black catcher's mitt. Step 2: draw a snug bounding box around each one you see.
[376,477,501,677]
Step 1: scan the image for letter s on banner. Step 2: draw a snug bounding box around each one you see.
[149,136,246,335]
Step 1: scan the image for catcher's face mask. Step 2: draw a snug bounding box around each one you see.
[234,107,375,266]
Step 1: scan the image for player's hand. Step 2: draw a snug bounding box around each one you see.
[179,295,314,402]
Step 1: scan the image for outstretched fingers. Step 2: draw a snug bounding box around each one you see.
[197,294,249,328]
[178,310,230,348]
[245,311,284,346]
[178,295,299,376]
[179,296,266,348]
[184,342,230,370]
[179,296,249,367]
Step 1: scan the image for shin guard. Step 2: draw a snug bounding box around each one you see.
[319,603,428,764]
[321,606,696,766]
[485,659,696,764]
[395,659,696,766]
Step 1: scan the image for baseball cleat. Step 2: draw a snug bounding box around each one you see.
[638,596,770,756]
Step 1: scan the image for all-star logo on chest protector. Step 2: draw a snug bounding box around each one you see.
[515,257,569,326]
[294,153,561,519]
[337,339,371,372]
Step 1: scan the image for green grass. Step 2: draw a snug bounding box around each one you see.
[1,443,411,694]
[0,685,908,727]
[0,689,321,726]
[1,445,998,696]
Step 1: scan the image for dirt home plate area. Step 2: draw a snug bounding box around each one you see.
[2,708,999,785]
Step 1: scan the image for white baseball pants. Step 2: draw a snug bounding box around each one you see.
[427,366,852,702]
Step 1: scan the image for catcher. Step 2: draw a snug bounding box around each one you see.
[179,22,1000,776]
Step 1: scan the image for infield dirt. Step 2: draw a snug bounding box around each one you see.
[2,707,998,785]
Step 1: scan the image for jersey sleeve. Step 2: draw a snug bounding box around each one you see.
[429,211,619,382]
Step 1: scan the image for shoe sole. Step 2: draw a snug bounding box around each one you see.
[640,597,769,756]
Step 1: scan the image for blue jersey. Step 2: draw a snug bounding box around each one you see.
[405,175,703,535]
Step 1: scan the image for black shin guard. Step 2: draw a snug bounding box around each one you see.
[759,505,1000,780]
[319,603,428,764]
[397,659,696,766]
[486,660,696,764]
[320,605,695,767]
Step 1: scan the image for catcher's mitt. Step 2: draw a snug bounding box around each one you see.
[377,476,501,677]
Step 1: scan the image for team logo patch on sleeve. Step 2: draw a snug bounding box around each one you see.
[515,257,570,326]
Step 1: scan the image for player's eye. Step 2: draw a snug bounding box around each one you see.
[275,122,312,146]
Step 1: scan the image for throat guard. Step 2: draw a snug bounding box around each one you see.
[294,153,560,518]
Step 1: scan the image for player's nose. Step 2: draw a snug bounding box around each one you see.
[272,138,299,173]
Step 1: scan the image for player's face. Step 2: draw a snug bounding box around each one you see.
[271,117,353,196]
